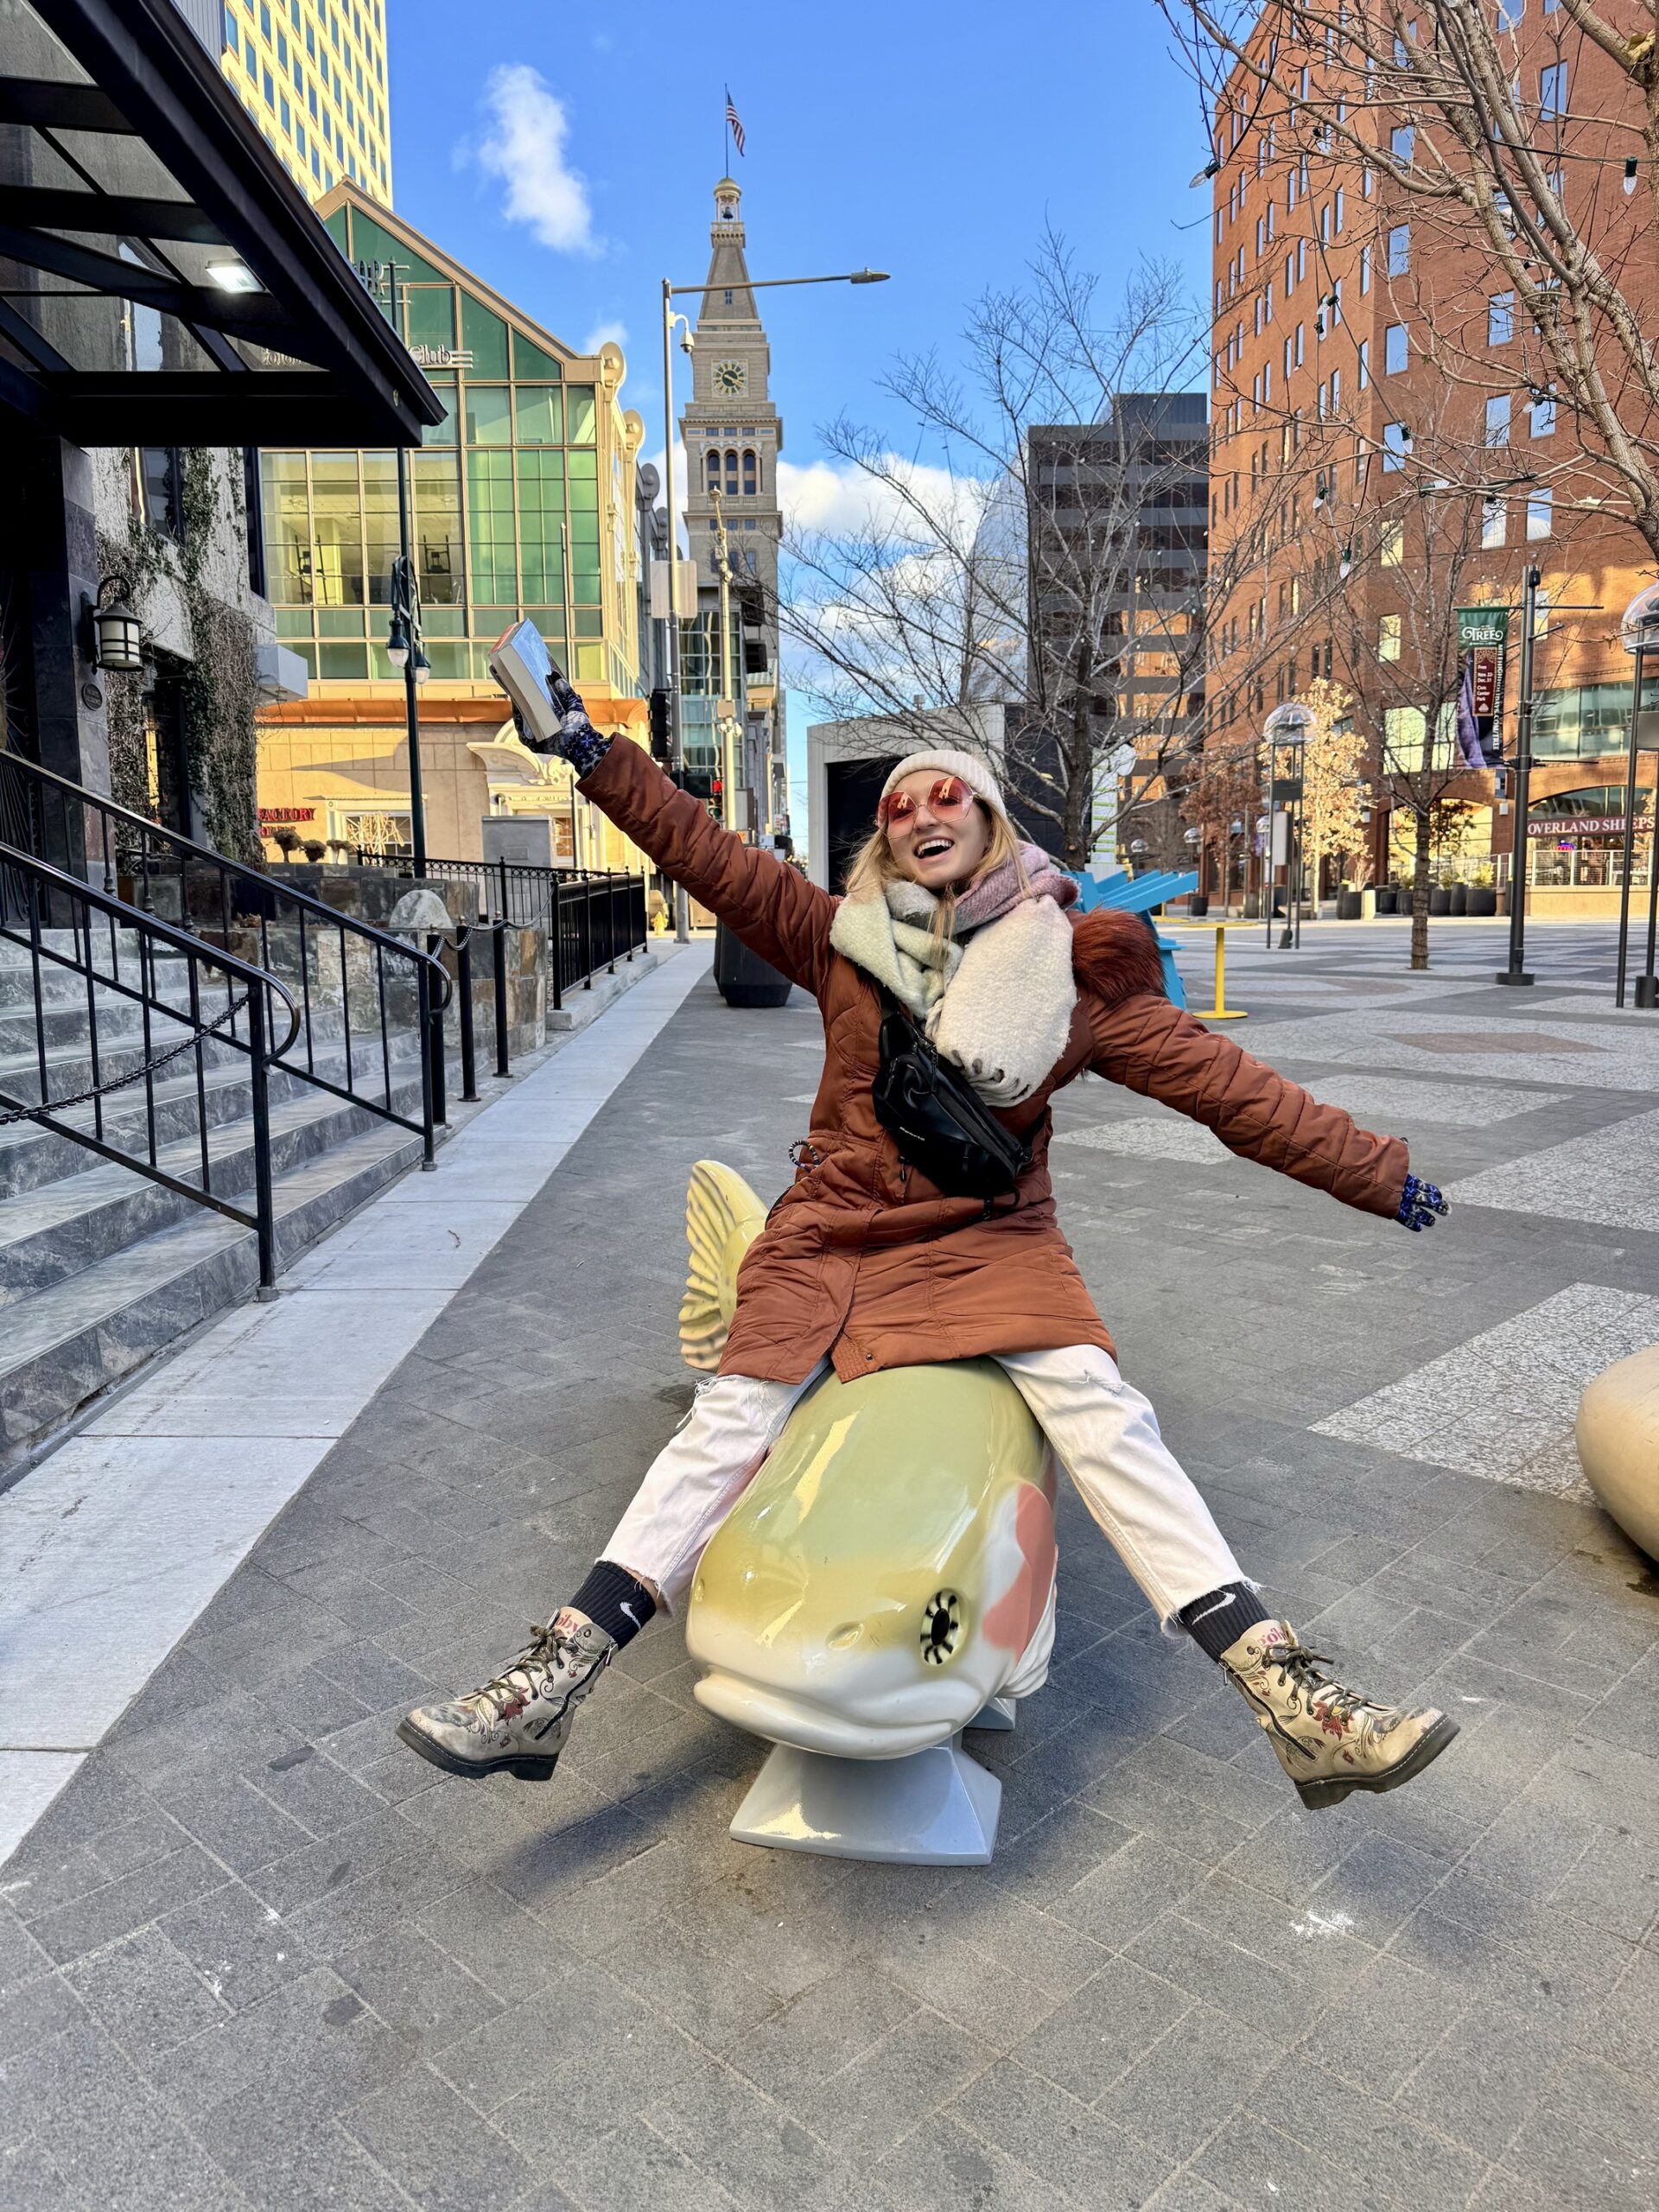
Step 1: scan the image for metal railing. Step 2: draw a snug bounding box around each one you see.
[361,851,647,1009]
[0,843,301,1294]
[2,752,452,1166]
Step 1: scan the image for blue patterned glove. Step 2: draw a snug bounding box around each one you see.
[513,671,611,779]
[1397,1174,1449,1232]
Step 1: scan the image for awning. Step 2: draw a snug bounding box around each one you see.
[0,0,443,445]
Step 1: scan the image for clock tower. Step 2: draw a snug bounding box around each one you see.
[680,178,785,832]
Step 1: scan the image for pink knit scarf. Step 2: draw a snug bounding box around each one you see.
[951,844,1078,932]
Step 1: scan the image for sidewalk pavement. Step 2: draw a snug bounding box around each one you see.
[2,919,1656,2212]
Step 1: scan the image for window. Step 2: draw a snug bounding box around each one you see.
[1319,202,1330,243]
[1294,321,1304,365]
[1482,497,1507,548]
[1264,282,1273,323]
[1497,0,1522,25]
[1489,290,1515,345]
[1384,705,1425,766]
[1334,188,1344,232]
[1283,334,1293,382]
[1360,244,1371,294]
[1540,62,1566,118]
[1381,520,1405,567]
[1383,422,1410,470]
[137,447,181,537]
[1485,393,1510,444]
[259,0,270,29]
[1384,323,1409,374]
[1391,124,1414,166]
[1329,368,1340,413]
[725,448,739,493]
[1530,387,1557,436]
[263,66,274,103]
[742,449,757,495]
[276,26,287,63]
[1379,613,1402,661]
[224,8,238,52]
[1389,224,1410,275]
[1296,238,1307,282]
[705,450,720,493]
[278,92,290,131]
[1358,338,1370,390]
[1527,487,1554,539]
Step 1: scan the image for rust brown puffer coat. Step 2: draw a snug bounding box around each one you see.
[585,741,1408,1385]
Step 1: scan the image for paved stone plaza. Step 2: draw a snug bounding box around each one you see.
[3,919,1657,2211]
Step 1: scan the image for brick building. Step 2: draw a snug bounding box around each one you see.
[1204,4,1656,918]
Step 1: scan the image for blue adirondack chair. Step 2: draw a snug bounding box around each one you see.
[1065,867,1200,1009]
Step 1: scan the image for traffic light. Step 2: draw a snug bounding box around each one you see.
[648,687,671,761]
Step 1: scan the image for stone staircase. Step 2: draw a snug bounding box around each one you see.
[0,931,439,1479]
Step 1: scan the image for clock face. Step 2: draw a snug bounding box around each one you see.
[714,359,747,395]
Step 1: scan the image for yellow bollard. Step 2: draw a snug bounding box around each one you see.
[1192,922,1248,1020]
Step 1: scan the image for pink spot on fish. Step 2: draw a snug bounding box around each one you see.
[982,1484,1057,1652]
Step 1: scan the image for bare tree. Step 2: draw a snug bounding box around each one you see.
[775,235,1343,869]
[1159,0,1659,556]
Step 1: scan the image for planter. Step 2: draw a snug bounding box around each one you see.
[1449,884,1468,916]
[714,918,791,1007]
[1187,893,1210,918]
[1337,890,1363,920]
[1243,892,1261,919]
[1428,887,1451,917]
[1374,885,1397,915]
[1467,886,1498,917]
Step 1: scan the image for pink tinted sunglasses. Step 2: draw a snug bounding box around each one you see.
[878,774,974,831]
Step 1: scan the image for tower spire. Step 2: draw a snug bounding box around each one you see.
[697,179,757,328]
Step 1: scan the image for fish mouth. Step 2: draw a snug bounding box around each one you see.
[694,1670,967,1759]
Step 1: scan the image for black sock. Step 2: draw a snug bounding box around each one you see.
[569,1560,658,1649]
[1179,1582,1273,1662]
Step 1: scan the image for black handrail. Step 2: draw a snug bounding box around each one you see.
[1,751,452,1165]
[0,842,302,1293]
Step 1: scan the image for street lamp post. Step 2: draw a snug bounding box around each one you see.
[1497,565,1541,987]
[657,262,887,886]
[1616,581,1659,1008]
[1263,702,1313,950]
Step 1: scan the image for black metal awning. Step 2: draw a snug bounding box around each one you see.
[0,0,443,445]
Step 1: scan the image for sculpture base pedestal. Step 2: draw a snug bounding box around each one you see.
[729,1737,1001,1866]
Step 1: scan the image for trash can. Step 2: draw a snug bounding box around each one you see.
[714,918,791,1008]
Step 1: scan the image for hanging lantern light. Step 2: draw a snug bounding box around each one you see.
[90,575,143,672]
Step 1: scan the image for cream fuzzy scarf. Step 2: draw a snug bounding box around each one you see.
[830,871,1077,1107]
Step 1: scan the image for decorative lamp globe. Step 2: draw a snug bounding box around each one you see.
[1619,582,1659,655]
[1264,701,1314,743]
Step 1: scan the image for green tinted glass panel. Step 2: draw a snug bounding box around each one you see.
[260,452,312,605]
[516,450,565,604]
[411,450,462,606]
[525,610,565,640]
[421,386,457,446]
[369,643,402,680]
[574,610,604,639]
[320,642,369,678]
[362,453,398,603]
[567,447,597,481]
[571,564,601,607]
[275,607,311,638]
[424,640,471,679]
[310,454,364,606]
[404,284,454,351]
[464,384,512,445]
[350,210,443,283]
[514,387,563,445]
[421,605,464,636]
[317,609,366,637]
[291,642,318,677]
[512,330,563,380]
[566,386,596,444]
[467,451,517,602]
[461,294,511,378]
[321,207,348,251]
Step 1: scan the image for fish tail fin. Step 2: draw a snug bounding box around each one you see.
[680,1160,767,1372]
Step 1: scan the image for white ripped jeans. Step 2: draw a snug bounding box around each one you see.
[605,1345,1243,1626]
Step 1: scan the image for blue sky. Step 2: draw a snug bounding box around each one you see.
[385,0,1213,810]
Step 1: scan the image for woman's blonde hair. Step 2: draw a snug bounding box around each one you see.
[844,798,1029,944]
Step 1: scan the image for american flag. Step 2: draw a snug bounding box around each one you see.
[725,88,747,156]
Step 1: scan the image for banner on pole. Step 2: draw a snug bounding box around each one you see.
[1457,607,1510,650]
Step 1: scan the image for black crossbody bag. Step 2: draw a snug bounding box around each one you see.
[871,988,1033,1201]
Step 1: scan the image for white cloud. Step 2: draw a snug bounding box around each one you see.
[470,65,597,256]
[582,318,629,355]
[777,455,990,546]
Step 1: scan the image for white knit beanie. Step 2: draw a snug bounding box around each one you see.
[880,747,1008,822]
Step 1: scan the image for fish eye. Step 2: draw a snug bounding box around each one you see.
[920,1590,963,1664]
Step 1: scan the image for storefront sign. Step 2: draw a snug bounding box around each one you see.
[1457,607,1510,650]
[257,806,315,826]
[1527,813,1654,836]
[408,345,474,368]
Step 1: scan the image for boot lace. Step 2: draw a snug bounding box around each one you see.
[464,1620,573,1725]
[1272,1643,1378,1729]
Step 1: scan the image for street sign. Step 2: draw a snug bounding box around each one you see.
[1457,607,1510,649]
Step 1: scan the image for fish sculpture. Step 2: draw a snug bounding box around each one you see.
[680,1162,1058,1763]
